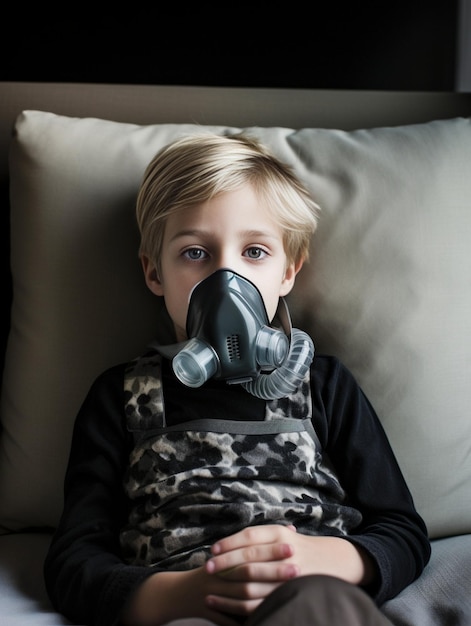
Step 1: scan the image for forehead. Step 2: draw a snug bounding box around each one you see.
[166,185,281,232]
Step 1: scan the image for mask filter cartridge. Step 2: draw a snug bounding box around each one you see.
[163,269,314,400]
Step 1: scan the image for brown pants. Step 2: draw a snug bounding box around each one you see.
[164,575,393,626]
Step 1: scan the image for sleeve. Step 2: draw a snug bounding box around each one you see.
[43,364,160,626]
[310,355,431,605]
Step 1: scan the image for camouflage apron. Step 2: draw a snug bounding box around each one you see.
[120,347,362,569]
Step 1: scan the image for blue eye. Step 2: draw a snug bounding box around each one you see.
[245,247,266,259]
[183,248,207,260]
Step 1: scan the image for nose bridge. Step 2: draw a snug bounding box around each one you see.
[214,246,238,272]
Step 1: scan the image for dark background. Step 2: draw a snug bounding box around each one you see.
[1,4,460,91]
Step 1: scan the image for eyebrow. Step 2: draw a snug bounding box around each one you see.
[169,228,279,242]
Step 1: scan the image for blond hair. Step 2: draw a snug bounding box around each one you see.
[136,132,320,272]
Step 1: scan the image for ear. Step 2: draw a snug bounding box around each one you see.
[279,258,304,297]
[141,255,164,296]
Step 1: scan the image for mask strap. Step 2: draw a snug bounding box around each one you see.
[273,297,293,338]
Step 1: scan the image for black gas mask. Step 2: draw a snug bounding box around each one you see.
[158,269,314,400]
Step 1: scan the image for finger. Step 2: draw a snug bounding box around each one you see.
[215,560,300,582]
[211,524,295,556]
[206,582,281,616]
[206,593,262,617]
[207,541,294,574]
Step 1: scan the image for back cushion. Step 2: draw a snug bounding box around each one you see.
[0,110,470,539]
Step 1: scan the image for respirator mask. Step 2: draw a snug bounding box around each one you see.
[157,269,314,400]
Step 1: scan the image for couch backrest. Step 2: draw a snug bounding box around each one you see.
[1,83,471,377]
[1,84,470,542]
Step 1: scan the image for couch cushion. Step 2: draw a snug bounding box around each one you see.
[0,532,78,624]
[381,534,471,625]
[1,110,470,539]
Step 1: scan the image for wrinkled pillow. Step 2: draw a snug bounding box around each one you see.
[1,110,470,540]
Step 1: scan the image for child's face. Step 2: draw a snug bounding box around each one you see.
[142,183,301,342]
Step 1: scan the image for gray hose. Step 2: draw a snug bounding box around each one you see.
[242,328,314,400]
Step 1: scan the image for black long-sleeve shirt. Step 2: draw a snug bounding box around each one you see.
[44,354,431,626]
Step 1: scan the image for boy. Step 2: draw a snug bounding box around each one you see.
[44,133,430,626]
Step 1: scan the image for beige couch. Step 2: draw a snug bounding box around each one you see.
[1,81,470,625]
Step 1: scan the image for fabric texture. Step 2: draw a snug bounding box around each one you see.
[1,111,471,542]
[381,534,471,625]
[245,575,394,626]
[120,350,361,569]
